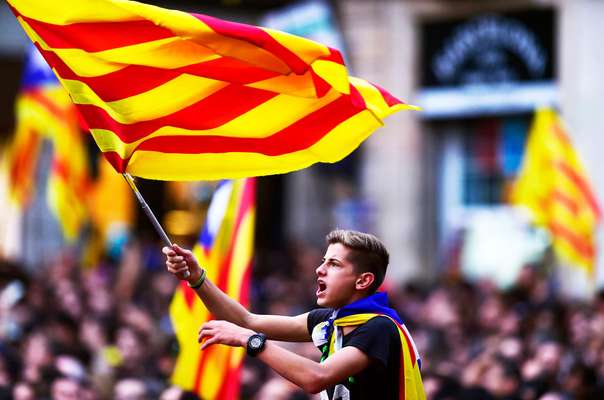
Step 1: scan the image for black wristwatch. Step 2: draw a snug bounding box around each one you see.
[246,333,267,357]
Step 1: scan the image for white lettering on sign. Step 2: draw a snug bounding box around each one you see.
[433,15,546,84]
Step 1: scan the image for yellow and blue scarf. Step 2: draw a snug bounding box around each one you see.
[320,292,425,400]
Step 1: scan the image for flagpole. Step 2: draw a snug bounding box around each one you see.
[122,173,189,278]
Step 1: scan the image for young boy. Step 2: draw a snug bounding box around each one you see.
[163,229,424,399]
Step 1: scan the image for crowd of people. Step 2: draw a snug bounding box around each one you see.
[1,237,604,399]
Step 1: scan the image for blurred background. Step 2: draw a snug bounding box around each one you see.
[1,0,604,399]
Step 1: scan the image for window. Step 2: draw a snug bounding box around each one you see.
[461,116,529,205]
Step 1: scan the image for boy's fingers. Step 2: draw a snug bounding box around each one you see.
[162,246,175,256]
[201,337,217,350]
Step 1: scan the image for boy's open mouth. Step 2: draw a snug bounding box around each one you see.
[317,280,327,296]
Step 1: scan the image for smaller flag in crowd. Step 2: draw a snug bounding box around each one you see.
[169,178,255,399]
[6,46,90,241]
[5,45,55,208]
[512,108,601,274]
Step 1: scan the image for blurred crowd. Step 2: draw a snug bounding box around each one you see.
[1,238,604,400]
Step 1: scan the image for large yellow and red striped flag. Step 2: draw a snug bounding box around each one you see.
[169,178,255,399]
[8,0,417,181]
[511,108,601,274]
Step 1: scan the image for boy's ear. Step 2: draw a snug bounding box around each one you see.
[355,272,375,291]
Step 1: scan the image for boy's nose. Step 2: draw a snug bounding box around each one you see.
[315,263,326,276]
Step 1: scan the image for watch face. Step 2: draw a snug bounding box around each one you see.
[250,336,262,349]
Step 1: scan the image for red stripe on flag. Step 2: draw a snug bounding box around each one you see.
[349,84,366,110]
[39,47,281,102]
[236,180,256,230]
[181,57,282,85]
[50,157,69,180]
[181,282,197,309]
[310,68,331,97]
[77,84,279,143]
[216,359,241,400]
[193,13,309,75]
[134,95,361,156]
[321,47,345,64]
[550,190,580,216]
[193,345,210,393]
[22,15,174,52]
[551,122,571,146]
[26,89,68,118]
[102,151,128,173]
[373,82,403,108]
[399,337,406,399]
[389,318,417,369]
[192,344,231,396]
[9,128,40,203]
[51,157,89,199]
[399,325,417,368]
[548,221,595,259]
[554,161,602,219]
[212,180,254,296]
[214,211,245,292]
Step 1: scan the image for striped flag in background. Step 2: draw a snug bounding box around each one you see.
[169,178,255,399]
[511,108,601,274]
[5,45,56,208]
[8,0,417,181]
[6,46,90,241]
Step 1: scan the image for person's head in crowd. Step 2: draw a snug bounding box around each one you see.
[159,385,200,400]
[478,295,504,332]
[421,374,444,400]
[159,385,183,400]
[22,331,54,383]
[79,317,112,353]
[12,382,35,400]
[498,337,524,362]
[538,392,566,400]
[55,355,87,383]
[499,309,522,336]
[255,377,302,400]
[51,376,81,400]
[522,358,544,382]
[567,308,590,347]
[483,357,521,399]
[115,326,147,373]
[86,285,115,317]
[114,378,147,400]
[316,230,389,308]
[54,280,84,320]
[535,341,563,376]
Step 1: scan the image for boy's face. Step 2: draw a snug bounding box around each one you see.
[315,243,360,309]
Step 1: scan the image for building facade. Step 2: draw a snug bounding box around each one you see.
[331,0,604,292]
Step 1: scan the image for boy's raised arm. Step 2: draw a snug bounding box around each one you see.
[163,244,310,342]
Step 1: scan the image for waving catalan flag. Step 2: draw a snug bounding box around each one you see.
[169,178,255,399]
[512,108,601,274]
[8,0,417,181]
